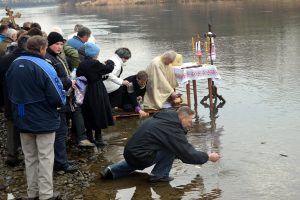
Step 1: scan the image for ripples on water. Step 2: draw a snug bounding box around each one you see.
[2,0,300,199]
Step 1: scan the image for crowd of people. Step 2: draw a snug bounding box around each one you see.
[0,21,220,200]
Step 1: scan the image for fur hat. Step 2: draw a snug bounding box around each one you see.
[47,32,64,46]
[84,42,100,58]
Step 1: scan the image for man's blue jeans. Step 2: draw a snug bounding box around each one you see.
[108,150,175,179]
[54,112,69,170]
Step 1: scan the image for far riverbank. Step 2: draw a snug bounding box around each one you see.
[63,0,234,7]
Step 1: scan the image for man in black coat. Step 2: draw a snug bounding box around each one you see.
[45,32,80,173]
[0,35,29,166]
[101,106,220,182]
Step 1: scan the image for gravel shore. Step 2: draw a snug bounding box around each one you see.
[0,113,106,200]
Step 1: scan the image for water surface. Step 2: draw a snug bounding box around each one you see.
[3,1,300,199]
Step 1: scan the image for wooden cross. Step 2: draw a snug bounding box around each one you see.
[2,7,21,29]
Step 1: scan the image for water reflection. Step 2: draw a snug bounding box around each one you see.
[83,114,223,200]
[200,99,225,131]
[84,173,221,200]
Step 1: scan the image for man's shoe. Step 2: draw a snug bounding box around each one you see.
[68,160,77,165]
[100,167,113,179]
[55,164,78,173]
[78,139,95,148]
[47,191,62,200]
[63,164,78,173]
[149,175,174,183]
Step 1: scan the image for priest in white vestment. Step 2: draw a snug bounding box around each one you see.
[144,51,179,109]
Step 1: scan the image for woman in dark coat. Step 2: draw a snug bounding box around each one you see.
[76,42,115,146]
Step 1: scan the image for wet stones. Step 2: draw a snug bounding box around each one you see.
[0,113,103,200]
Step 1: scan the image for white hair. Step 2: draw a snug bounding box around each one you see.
[7,28,17,38]
[177,106,195,117]
[51,26,64,35]
[162,50,177,61]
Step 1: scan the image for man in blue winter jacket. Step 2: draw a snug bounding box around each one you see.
[6,36,66,200]
[101,106,220,182]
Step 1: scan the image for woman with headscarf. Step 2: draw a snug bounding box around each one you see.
[76,42,115,147]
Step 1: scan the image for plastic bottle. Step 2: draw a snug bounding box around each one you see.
[139,99,144,110]
[70,68,77,80]
[127,83,134,93]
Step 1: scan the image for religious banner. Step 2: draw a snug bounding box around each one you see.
[173,63,221,84]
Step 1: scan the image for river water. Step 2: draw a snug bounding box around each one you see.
[4,0,300,199]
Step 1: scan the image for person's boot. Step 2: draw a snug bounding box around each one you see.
[149,175,174,183]
[100,167,113,179]
[86,129,94,143]
[94,131,108,147]
[54,164,78,173]
[63,164,78,173]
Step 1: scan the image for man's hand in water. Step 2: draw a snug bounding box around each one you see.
[208,153,220,162]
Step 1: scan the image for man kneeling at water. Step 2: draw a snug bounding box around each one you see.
[101,106,220,182]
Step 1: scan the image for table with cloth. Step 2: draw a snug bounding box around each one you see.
[173,63,221,110]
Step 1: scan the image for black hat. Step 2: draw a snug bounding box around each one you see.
[47,32,64,46]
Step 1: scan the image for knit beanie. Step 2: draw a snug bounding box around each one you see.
[84,42,100,58]
[47,32,64,46]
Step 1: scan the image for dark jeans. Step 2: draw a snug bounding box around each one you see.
[6,119,20,160]
[108,150,175,179]
[54,112,69,170]
[122,104,134,112]
[109,87,123,108]
[67,106,87,144]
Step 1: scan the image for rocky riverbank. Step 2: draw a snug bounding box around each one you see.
[0,113,107,200]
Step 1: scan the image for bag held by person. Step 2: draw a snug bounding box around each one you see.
[74,76,87,105]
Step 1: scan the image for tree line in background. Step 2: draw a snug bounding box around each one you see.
[0,0,59,7]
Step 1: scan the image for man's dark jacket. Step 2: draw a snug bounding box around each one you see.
[6,52,66,133]
[45,48,72,91]
[122,75,146,111]
[124,111,209,169]
[0,48,26,119]
[45,48,73,113]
